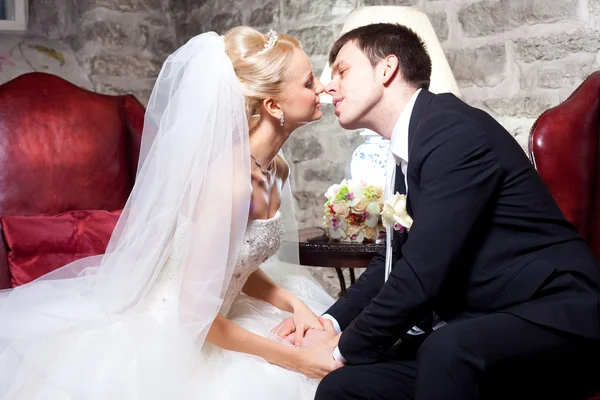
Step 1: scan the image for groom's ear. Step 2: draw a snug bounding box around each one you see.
[262,98,282,120]
[380,55,400,86]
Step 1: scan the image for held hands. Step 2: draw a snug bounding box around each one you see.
[271,302,324,345]
[298,317,338,348]
[272,315,338,348]
[292,303,324,345]
[271,316,296,344]
[294,333,344,379]
[272,310,344,379]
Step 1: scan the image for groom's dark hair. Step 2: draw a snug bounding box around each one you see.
[328,23,432,90]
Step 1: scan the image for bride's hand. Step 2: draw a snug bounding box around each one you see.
[292,334,343,379]
[292,302,324,345]
[272,317,296,343]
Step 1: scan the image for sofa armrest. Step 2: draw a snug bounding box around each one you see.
[0,223,11,290]
[122,95,145,183]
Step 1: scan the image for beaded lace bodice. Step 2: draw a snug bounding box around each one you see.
[143,212,283,319]
[220,211,283,315]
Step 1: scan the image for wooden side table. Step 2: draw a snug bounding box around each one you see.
[294,227,385,296]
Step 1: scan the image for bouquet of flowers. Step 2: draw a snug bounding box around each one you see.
[323,179,386,243]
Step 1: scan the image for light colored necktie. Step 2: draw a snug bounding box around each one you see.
[383,151,431,335]
[384,150,396,282]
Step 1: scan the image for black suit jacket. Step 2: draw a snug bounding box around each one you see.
[326,90,600,365]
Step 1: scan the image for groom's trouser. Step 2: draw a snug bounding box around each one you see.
[315,312,600,400]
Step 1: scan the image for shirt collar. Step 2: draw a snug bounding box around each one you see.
[389,88,421,165]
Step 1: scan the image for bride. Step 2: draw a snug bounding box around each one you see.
[0,27,340,399]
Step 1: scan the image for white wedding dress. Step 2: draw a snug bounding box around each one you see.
[0,32,336,400]
[1,212,335,399]
[145,210,336,399]
[190,211,336,399]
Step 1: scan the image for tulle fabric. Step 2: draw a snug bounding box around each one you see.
[0,32,253,398]
[197,271,335,400]
[0,31,335,400]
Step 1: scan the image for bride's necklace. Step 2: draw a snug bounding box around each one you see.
[250,153,274,175]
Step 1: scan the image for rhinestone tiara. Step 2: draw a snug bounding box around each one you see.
[255,29,278,56]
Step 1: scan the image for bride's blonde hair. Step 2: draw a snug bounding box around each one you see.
[224,26,302,132]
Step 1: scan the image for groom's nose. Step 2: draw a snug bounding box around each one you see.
[325,80,337,95]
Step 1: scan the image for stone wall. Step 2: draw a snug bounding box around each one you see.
[176,0,600,230]
[27,0,178,105]
[22,0,600,222]
[450,0,600,146]
[22,0,600,221]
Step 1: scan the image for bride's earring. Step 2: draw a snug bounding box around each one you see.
[279,113,284,126]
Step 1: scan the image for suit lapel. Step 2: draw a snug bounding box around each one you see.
[407,89,435,155]
[405,89,436,217]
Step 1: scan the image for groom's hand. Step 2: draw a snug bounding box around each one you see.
[296,334,343,379]
[298,317,337,348]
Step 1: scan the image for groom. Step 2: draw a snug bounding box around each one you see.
[276,23,600,399]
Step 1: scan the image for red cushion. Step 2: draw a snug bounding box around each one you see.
[0,209,121,287]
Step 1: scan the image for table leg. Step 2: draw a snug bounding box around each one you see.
[349,268,356,285]
[335,267,347,297]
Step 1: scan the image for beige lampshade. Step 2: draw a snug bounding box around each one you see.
[319,6,460,103]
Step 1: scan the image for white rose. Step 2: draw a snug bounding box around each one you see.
[363,226,377,239]
[365,202,381,228]
[381,193,413,230]
[389,193,406,213]
[333,201,350,216]
[352,201,367,213]
[381,205,396,228]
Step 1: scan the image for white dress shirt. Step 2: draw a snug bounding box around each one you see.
[383,88,420,281]
[324,89,422,362]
